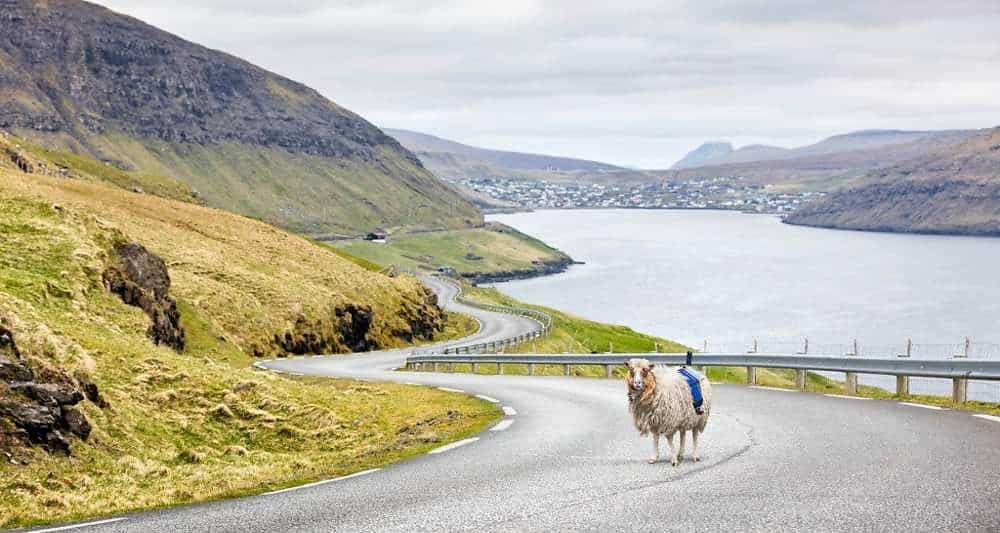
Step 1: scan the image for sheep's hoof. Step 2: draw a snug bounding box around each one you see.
[648,457,658,464]
[694,456,701,462]
[671,458,679,467]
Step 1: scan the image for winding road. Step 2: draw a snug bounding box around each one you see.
[24,277,1000,532]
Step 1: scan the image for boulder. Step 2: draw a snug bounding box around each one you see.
[61,407,92,440]
[103,241,185,350]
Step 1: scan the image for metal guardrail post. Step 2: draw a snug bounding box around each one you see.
[952,338,969,403]
[795,338,808,390]
[472,362,479,373]
[845,339,860,394]
[497,362,504,375]
[528,363,536,376]
[895,339,911,396]
[563,364,571,376]
[605,364,614,378]
[746,339,758,385]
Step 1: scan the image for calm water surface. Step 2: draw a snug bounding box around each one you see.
[488,209,1000,397]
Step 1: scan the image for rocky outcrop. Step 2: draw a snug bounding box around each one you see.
[0,326,95,454]
[0,0,414,164]
[102,241,185,350]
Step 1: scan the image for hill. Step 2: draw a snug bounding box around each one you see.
[671,141,734,169]
[661,129,978,191]
[0,147,496,527]
[785,127,1000,236]
[384,128,652,187]
[0,0,480,237]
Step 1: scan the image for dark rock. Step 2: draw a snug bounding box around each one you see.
[0,357,33,383]
[337,304,374,352]
[0,328,92,454]
[61,407,92,439]
[81,380,108,408]
[0,325,21,359]
[9,382,83,407]
[103,241,185,350]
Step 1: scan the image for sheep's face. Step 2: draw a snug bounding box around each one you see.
[624,359,655,399]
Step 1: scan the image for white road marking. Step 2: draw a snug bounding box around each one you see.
[502,405,517,416]
[404,382,421,386]
[973,414,1000,424]
[438,387,465,393]
[264,468,381,496]
[312,355,325,359]
[270,369,284,374]
[751,386,797,392]
[824,394,871,400]
[900,402,946,410]
[491,419,515,432]
[428,437,479,454]
[476,394,500,403]
[31,518,128,532]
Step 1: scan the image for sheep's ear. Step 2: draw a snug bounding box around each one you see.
[648,363,656,369]
[623,361,629,367]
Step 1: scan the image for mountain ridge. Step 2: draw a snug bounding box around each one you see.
[785,127,1000,236]
[0,0,480,236]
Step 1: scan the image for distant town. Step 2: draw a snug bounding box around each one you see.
[451,175,825,214]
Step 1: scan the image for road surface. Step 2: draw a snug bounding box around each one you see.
[23,277,1000,532]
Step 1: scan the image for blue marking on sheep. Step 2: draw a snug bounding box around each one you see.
[677,367,705,414]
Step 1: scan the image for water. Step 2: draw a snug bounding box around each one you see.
[487,209,1000,401]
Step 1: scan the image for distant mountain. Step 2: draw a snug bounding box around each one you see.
[672,130,957,170]
[385,129,627,173]
[660,129,978,191]
[0,0,479,236]
[671,142,733,169]
[785,127,1000,236]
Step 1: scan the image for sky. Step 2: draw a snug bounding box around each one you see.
[98,0,1000,169]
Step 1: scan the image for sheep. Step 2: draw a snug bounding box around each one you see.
[625,358,712,466]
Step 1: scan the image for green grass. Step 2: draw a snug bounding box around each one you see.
[332,223,571,277]
[10,136,196,203]
[0,169,500,529]
[433,284,1000,415]
[14,128,482,237]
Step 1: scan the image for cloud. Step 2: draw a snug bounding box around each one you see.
[97,0,1000,168]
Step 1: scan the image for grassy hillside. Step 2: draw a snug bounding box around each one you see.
[332,223,574,282]
[0,0,480,237]
[786,127,1000,236]
[0,166,498,528]
[19,129,482,237]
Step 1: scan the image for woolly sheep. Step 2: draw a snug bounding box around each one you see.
[625,358,712,466]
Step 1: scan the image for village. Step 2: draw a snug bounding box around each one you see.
[452,175,825,214]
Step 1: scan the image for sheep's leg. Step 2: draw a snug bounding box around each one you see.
[692,430,701,462]
[678,430,687,460]
[648,433,660,464]
[666,432,679,466]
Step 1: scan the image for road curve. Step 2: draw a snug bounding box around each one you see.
[23,277,1000,532]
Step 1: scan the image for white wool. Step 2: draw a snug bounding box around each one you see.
[629,365,712,437]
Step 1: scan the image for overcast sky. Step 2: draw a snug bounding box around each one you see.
[99,0,1000,169]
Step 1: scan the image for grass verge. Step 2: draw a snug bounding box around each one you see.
[331,222,571,279]
[434,285,1000,415]
[0,166,500,528]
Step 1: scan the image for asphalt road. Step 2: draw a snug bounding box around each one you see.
[23,277,1000,532]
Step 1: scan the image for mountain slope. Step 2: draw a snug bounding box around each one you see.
[671,142,734,169]
[0,0,480,236]
[0,152,496,527]
[785,127,1000,236]
[385,128,626,172]
[384,128,652,187]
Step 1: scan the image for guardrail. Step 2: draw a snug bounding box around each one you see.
[403,352,1000,403]
[432,284,553,355]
